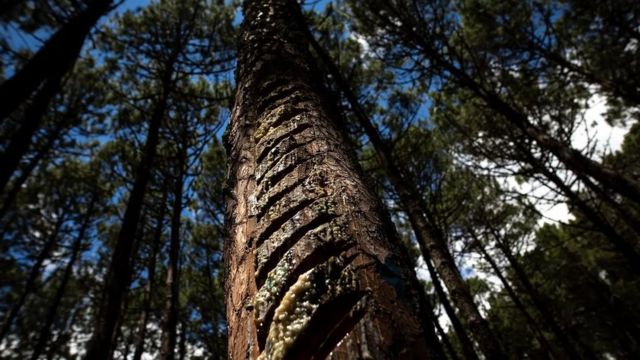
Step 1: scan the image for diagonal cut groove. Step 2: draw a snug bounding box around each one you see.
[257,213,339,282]
[256,177,307,222]
[260,92,315,119]
[257,152,318,189]
[313,301,368,360]
[257,85,306,115]
[282,290,368,360]
[255,198,315,247]
[256,138,315,185]
[255,241,356,348]
[257,122,312,163]
[257,76,291,99]
[256,106,306,143]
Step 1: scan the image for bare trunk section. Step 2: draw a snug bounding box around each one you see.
[224,0,443,359]
[84,75,170,360]
[160,152,186,360]
[0,214,66,343]
[302,18,506,360]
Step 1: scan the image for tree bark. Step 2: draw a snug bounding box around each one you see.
[224,0,444,359]
[84,75,170,360]
[160,151,186,360]
[30,198,96,360]
[302,17,506,360]
[0,213,66,343]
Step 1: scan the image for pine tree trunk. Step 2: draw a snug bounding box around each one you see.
[517,141,640,268]
[489,228,584,359]
[0,0,113,122]
[30,198,95,360]
[432,315,461,360]
[371,3,640,207]
[0,123,60,220]
[133,187,168,360]
[160,152,186,360]
[0,214,66,343]
[425,256,479,360]
[224,0,444,358]
[178,319,187,360]
[0,0,115,193]
[46,305,81,360]
[302,18,506,359]
[0,76,62,195]
[84,76,169,360]
[471,234,558,358]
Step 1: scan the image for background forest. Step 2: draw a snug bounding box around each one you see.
[1,0,639,359]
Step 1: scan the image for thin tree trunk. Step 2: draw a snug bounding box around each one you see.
[425,256,479,360]
[225,0,444,358]
[178,319,187,360]
[132,186,169,360]
[489,227,585,358]
[0,0,115,194]
[0,75,62,195]
[375,3,640,208]
[160,152,186,360]
[432,314,461,360]
[46,304,81,360]
[518,145,640,269]
[0,122,61,220]
[302,19,506,360]
[30,198,96,360]
[471,234,557,359]
[84,76,170,360]
[0,214,66,343]
[203,241,224,359]
[0,0,113,122]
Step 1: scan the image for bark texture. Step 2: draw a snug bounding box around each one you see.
[224,0,443,359]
